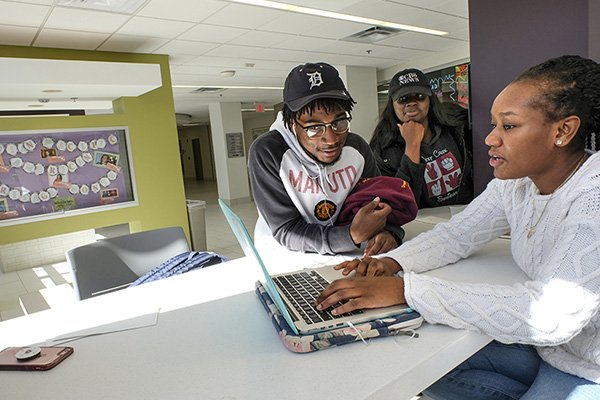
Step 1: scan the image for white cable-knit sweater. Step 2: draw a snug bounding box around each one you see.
[387,151,600,383]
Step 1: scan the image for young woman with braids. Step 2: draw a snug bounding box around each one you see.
[369,68,473,208]
[317,55,600,399]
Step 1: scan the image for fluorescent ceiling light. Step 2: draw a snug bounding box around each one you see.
[228,0,447,36]
[173,85,283,90]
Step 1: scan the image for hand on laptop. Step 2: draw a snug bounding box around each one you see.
[315,275,406,316]
[335,256,402,277]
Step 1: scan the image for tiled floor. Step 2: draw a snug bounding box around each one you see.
[0,179,258,321]
[185,179,258,261]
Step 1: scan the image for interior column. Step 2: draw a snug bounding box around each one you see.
[208,101,250,204]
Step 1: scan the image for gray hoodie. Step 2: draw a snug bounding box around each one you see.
[248,112,390,254]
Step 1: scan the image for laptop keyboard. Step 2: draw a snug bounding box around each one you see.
[273,270,362,324]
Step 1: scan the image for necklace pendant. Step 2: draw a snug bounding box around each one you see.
[527,227,535,239]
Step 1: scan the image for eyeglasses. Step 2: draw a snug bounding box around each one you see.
[295,116,352,138]
[396,93,428,104]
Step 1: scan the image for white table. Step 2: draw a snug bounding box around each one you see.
[0,210,526,400]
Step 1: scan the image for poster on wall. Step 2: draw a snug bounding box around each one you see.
[226,132,244,158]
[0,126,137,226]
[425,63,470,108]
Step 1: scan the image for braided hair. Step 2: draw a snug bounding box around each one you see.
[282,98,355,131]
[513,55,600,151]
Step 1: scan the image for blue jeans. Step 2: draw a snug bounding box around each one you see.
[423,341,600,400]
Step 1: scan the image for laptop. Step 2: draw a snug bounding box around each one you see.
[218,199,416,336]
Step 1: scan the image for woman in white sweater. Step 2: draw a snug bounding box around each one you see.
[317,55,600,399]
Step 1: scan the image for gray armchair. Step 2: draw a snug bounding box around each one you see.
[66,226,189,300]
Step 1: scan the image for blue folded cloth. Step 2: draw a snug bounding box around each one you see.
[129,251,227,286]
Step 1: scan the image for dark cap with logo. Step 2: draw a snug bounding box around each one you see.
[283,62,353,112]
[388,68,432,101]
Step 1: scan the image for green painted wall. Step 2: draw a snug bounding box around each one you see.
[0,45,189,245]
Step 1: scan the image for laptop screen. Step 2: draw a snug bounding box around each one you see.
[218,199,301,335]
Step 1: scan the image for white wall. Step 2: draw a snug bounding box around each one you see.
[336,65,379,142]
[242,111,276,156]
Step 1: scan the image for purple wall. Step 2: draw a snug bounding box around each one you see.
[468,0,589,194]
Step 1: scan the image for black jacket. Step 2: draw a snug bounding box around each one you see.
[370,123,473,208]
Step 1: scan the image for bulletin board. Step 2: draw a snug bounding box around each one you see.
[0,127,137,226]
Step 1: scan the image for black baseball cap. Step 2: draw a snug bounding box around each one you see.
[283,62,353,112]
[388,68,432,101]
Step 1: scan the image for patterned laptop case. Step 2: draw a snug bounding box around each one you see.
[255,281,424,353]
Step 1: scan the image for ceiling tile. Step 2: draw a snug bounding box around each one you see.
[378,31,466,52]
[274,36,337,52]
[34,29,109,50]
[173,64,289,80]
[0,1,50,27]
[138,0,227,22]
[172,64,231,76]
[97,34,168,53]
[0,24,37,46]
[431,18,469,35]
[44,8,130,33]
[117,16,194,38]
[301,19,372,39]
[341,0,461,33]
[446,28,469,41]
[182,56,251,68]
[185,56,299,73]
[171,72,283,88]
[341,0,418,21]
[435,0,469,18]
[227,30,295,47]
[204,44,309,63]
[391,10,464,29]
[168,54,199,65]
[202,3,285,29]
[258,13,334,35]
[155,40,220,56]
[178,24,248,43]
[384,0,449,10]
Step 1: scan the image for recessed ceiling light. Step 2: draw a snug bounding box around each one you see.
[228,0,447,36]
[42,89,63,93]
[53,0,148,14]
[28,104,44,108]
[220,70,236,77]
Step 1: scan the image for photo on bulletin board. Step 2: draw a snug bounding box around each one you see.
[0,126,137,226]
[40,148,56,159]
[48,172,70,189]
[93,151,120,169]
[0,155,7,173]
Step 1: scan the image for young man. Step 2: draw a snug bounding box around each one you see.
[248,62,404,255]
